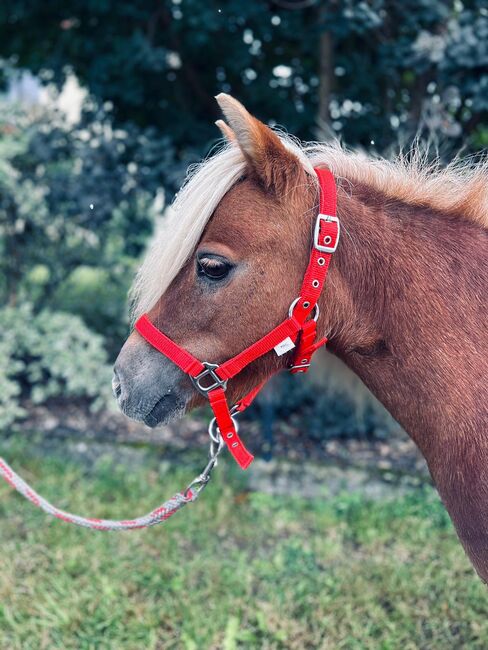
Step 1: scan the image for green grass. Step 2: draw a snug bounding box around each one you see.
[0,440,487,649]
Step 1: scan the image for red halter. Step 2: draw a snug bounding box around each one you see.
[135,168,339,470]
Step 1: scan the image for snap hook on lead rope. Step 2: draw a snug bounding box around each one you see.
[184,422,226,498]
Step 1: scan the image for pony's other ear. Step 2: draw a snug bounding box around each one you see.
[215,93,304,195]
[215,119,237,143]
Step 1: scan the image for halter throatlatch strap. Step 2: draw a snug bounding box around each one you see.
[135,167,339,470]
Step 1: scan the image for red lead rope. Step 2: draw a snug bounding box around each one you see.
[135,167,339,469]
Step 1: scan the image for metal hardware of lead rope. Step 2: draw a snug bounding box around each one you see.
[184,414,236,497]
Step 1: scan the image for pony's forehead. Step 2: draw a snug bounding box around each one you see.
[130,136,313,320]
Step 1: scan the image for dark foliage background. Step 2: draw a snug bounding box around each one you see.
[0,0,486,431]
[1,0,487,150]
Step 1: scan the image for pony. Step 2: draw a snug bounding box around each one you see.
[114,93,488,582]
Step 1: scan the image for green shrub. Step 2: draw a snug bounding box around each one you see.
[52,265,133,355]
[0,336,25,428]
[0,303,113,430]
[0,101,174,325]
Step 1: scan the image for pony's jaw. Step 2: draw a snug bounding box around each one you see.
[113,337,192,427]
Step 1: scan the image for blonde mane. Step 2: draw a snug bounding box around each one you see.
[131,137,488,320]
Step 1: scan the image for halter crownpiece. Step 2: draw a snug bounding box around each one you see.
[135,168,340,470]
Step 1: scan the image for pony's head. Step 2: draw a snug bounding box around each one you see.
[113,94,321,427]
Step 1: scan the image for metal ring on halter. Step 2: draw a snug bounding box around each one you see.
[210,434,225,459]
[208,415,239,443]
[288,297,320,322]
[208,414,238,457]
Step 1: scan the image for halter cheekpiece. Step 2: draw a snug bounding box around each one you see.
[135,168,340,470]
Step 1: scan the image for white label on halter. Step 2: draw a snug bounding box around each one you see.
[274,337,295,356]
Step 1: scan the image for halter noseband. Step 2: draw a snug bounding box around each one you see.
[135,168,339,470]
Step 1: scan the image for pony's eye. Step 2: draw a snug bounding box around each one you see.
[197,254,232,281]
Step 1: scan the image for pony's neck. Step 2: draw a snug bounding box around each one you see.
[322,180,488,580]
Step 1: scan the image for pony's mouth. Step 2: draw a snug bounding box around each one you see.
[142,393,185,428]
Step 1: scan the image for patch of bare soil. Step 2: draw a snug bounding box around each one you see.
[14,400,429,486]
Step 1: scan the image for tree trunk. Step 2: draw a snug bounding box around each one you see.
[317,6,333,128]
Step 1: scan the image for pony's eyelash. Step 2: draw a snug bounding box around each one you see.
[196,253,233,282]
[199,257,224,269]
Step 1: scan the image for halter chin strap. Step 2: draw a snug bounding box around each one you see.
[135,168,339,470]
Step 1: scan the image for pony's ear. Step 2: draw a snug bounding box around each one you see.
[215,119,237,143]
[215,93,304,195]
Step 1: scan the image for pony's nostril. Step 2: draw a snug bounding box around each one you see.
[112,370,122,398]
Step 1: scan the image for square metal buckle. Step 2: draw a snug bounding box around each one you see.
[313,214,340,253]
[192,362,228,395]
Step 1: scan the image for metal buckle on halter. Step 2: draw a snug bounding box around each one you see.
[192,362,228,395]
[313,214,340,253]
[289,362,310,372]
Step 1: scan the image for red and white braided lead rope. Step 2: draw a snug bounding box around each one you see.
[0,427,224,530]
[0,457,197,530]
[0,418,224,531]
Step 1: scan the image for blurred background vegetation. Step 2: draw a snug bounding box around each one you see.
[0,3,487,646]
[0,0,486,430]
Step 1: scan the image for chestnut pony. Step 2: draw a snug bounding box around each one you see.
[114,94,488,582]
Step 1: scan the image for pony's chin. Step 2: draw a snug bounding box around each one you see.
[142,393,187,428]
[117,392,187,428]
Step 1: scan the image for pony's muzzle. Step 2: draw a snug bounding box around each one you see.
[113,334,192,427]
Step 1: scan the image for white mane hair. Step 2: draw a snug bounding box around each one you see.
[131,134,488,320]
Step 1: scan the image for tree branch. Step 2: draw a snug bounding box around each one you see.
[271,0,318,9]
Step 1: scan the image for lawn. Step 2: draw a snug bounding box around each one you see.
[0,437,487,649]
